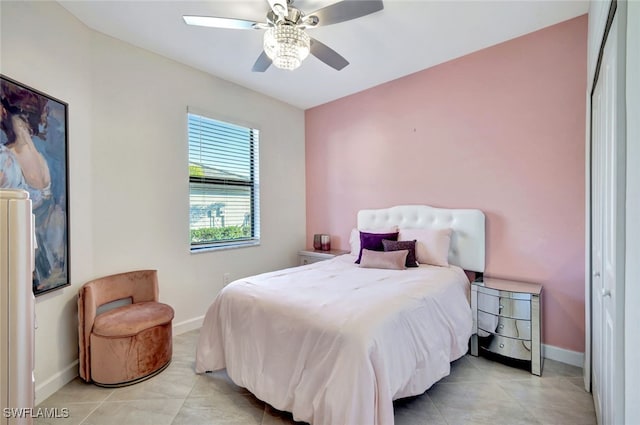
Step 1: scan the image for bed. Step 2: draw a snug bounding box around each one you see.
[195,205,485,425]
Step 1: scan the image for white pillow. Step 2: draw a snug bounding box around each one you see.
[349,226,399,255]
[349,228,360,255]
[398,228,452,267]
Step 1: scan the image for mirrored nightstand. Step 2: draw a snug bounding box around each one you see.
[471,277,543,376]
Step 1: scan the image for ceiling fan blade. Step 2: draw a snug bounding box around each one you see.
[252,51,272,72]
[266,0,288,18]
[308,0,383,26]
[310,38,349,70]
[183,15,261,30]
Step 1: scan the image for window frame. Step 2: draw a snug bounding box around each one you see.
[187,110,260,252]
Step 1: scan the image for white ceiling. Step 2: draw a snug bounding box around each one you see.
[59,0,588,110]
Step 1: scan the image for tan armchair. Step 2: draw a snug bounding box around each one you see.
[78,270,174,387]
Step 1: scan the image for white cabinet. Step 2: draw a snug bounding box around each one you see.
[0,189,35,425]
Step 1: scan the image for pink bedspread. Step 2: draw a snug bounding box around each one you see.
[195,255,472,425]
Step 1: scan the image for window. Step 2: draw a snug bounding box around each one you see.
[188,112,260,251]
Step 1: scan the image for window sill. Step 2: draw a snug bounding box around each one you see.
[190,240,260,254]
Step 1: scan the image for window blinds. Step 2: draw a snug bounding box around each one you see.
[188,112,260,248]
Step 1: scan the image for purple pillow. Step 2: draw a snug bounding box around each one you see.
[382,239,418,267]
[355,231,399,264]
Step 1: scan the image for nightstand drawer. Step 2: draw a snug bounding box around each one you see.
[298,249,350,266]
[478,310,531,340]
[475,285,531,300]
[477,292,531,320]
[479,334,532,361]
[299,255,326,266]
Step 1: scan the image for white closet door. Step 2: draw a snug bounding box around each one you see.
[591,8,626,425]
[625,2,640,421]
[591,62,604,422]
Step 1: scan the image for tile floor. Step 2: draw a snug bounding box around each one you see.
[37,330,596,425]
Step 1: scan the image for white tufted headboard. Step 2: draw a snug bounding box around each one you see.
[357,205,485,273]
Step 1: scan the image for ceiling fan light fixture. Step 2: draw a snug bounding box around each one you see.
[263,24,310,70]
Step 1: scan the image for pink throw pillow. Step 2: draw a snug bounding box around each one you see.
[398,228,452,267]
[359,249,408,270]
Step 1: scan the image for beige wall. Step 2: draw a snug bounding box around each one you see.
[1,1,306,403]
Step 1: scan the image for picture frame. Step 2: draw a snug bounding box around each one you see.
[1,75,70,296]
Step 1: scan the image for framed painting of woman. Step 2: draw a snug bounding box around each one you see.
[1,75,70,296]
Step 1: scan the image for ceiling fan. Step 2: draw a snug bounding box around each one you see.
[183,0,384,72]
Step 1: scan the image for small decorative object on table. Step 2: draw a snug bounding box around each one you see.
[320,234,331,251]
[470,276,543,376]
[313,234,322,250]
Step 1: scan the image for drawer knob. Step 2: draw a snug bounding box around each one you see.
[499,343,505,348]
[499,305,504,310]
[498,324,504,329]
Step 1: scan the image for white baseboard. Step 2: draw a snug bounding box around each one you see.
[35,360,79,406]
[543,343,584,368]
[173,315,204,335]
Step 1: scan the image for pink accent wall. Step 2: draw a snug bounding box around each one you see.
[305,15,587,352]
